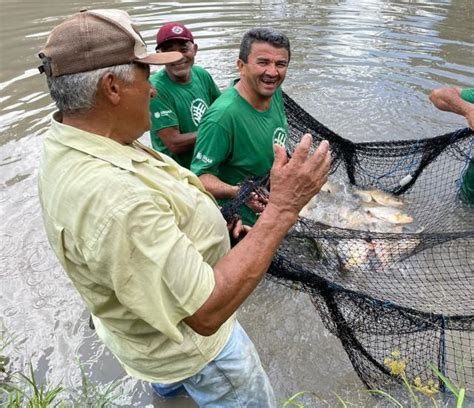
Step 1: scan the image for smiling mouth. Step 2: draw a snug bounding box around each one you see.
[261,77,278,86]
[171,60,188,67]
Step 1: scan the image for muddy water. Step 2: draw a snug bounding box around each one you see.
[1,0,473,406]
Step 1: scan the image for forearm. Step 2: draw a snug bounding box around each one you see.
[199,173,239,199]
[158,129,196,154]
[186,137,331,336]
[429,87,473,117]
[184,204,297,335]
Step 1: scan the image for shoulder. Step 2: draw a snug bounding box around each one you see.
[211,87,239,109]
[201,88,240,121]
[192,65,212,77]
[41,156,154,249]
[149,68,167,84]
[192,65,217,84]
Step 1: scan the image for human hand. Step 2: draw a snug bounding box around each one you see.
[245,191,268,213]
[227,216,251,246]
[266,134,331,219]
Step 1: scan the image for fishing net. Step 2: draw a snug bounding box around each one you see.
[222,92,474,392]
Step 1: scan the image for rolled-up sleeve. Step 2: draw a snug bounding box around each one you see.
[90,193,215,344]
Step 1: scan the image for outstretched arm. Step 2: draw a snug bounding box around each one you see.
[429,87,474,129]
[185,135,331,335]
[198,173,239,199]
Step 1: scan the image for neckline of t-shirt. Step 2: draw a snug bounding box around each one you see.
[232,86,275,115]
[164,68,194,87]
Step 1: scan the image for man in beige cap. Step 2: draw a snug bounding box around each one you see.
[38,9,331,407]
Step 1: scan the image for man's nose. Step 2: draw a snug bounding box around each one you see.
[265,63,278,76]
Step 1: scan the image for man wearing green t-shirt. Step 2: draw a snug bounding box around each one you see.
[149,23,221,168]
[191,28,291,225]
[430,87,474,204]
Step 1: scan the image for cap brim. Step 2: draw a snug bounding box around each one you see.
[156,37,194,50]
[136,51,182,65]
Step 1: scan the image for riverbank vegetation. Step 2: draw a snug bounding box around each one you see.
[1,333,122,407]
[1,334,470,407]
[283,350,468,407]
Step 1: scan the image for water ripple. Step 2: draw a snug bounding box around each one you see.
[1,0,473,404]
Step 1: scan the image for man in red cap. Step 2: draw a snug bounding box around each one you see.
[149,22,221,168]
[37,9,331,408]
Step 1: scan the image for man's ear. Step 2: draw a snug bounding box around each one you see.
[193,43,198,53]
[99,73,121,106]
[236,58,245,74]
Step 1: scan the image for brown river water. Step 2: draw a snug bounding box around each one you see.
[1,0,473,406]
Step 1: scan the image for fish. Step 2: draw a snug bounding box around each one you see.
[299,177,421,273]
[365,206,413,225]
[372,238,421,270]
[353,190,373,203]
[335,239,375,273]
[354,189,404,207]
[320,179,343,194]
[368,190,404,207]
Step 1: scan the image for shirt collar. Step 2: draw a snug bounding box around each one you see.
[49,112,168,172]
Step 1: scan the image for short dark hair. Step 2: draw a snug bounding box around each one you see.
[239,28,291,63]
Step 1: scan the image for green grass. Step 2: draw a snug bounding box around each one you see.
[2,333,471,407]
[0,334,122,407]
[282,357,471,408]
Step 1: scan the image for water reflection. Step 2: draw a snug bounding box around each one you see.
[1,0,473,406]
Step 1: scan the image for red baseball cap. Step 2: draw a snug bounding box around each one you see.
[155,23,194,50]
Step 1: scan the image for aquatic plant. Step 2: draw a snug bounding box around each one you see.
[281,390,353,407]
[282,352,470,408]
[0,333,122,407]
[368,351,467,408]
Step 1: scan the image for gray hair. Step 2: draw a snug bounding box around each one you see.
[239,28,291,63]
[44,62,135,113]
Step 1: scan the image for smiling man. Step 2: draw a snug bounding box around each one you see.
[149,23,221,168]
[191,28,291,225]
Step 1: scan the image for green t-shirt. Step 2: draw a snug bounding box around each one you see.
[460,88,474,103]
[460,88,474,204]
[191,86,289,225]
[149,65,221,168]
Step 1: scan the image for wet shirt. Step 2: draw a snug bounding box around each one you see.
[191,86,288,225]
[460,87,474,204]
[38,113,234,383]
[149,66,221,168]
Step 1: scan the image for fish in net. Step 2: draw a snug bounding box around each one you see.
[221,92,474,393]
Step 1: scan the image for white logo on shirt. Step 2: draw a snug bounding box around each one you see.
[273,127,288,147]
[190,99,209,126]
[154,110,173,119]
[196,151,213,164]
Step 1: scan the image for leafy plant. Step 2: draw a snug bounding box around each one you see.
[428,363,465,408]
[70,363,122,408]
[282,390,329,407]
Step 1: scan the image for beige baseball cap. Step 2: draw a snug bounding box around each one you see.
[38,9,182,77]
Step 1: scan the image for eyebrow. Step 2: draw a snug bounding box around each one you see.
[255,57,288,63]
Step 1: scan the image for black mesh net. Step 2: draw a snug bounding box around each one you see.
[222,92,474,391]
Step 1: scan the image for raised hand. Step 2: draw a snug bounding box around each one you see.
[267,134,331,219]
